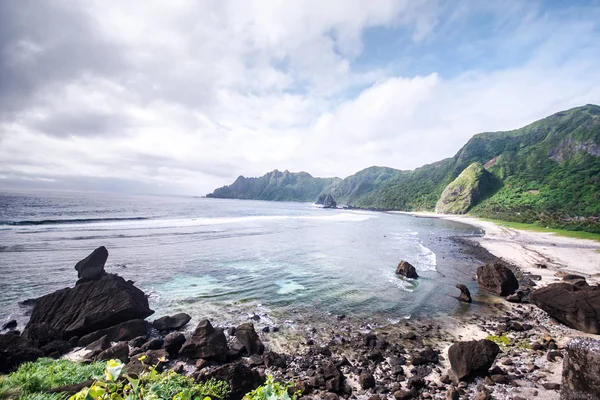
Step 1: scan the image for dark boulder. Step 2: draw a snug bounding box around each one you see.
[322,360,344,393]
[126,349,169,375]
[140,337,164,352]
[163,332,186,357]
[74,246,108,281]
[359,372,376,389]
[263,351,286,369]
[448,339,500,381]
[2,319,17,330]
[396,261,418,279]
[234,323,265,356]
[456,284,472,303]
[197,361,264,400]
[476,263,518,296]
[152,313,191,331]
[530,283,600,334]
[40,340,72,357]
[179,319,228,361]
[0,331,44,373]
[97,342,129,363]
[26,273,153,340]
[22,323,62,346]
[561,337,600,399]
[78,319,149,346]
[411,346,439,365]
[83,335,110,360]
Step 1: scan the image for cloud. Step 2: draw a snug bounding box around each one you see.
[0,0,599,194]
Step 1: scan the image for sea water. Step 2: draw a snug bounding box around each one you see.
[0,190,483,328]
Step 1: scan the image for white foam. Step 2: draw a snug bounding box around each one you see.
[416,242,437,271]
[276,279,306,295]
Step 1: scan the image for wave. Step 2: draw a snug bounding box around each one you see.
[1,217,149,226]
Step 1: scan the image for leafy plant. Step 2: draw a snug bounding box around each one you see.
[486,333,511,348]
[243,376,300,400]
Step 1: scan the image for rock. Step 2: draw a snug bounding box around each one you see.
[2,320,17,330]
[396,261,418,279]
[534,263,548,269]
[197,361,264,400]
[163,332,186,357]
[22,323,62,346]
[84,335,110,360]
[322,194,337,209]
[448,339,500,381]
[322,360,344,393]
[179,319,228,361]
[0,331,44,373]
[78,319,149,346]
[543,383,561,390]
[412,346,439,365]
[455,284,472,303]
[140,338,164,352]
[359,372,376,389]
[152,313,191,331]
[476,263,519,296]
[126,349,169,375]
[25,273,154,339]
[74,246,108,280]
[530,283,600,333]
[561,337,600,399]
[263,351,286,369]
[128,336,148,348]
[323,393,339,400]
[446,386,459,400]
[96,342,129,363]
[40,340,72,357]
[234,323,265,356]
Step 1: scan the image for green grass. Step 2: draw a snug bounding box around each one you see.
[0,358,106,400]
[480,218,600,242]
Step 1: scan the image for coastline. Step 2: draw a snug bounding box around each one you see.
[396,211,600,286]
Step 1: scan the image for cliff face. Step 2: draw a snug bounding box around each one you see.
[435,163,497,214]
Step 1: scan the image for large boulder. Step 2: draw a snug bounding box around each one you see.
[96,342,129,363]
[152,313,191,331]
[25,274,154,339]
[448,339,500,381]
[78,319,149,347]
[530,283,600,334]
[197,361,264,400]
[456,284,472,303]
[561,337,600,399]
[396,261,418,279]
[179,319,228,361]
[476,263,518,296]
[163,332,186,357]
[0,331,44,373]
[74,246,108,280]
[234,323,264,356]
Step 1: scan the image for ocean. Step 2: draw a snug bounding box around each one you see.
[0,190,485,330]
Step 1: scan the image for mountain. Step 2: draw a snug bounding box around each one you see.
[206,169,341,202]
[207,105,600,232]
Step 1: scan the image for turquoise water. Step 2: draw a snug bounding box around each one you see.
[0,191,483,328]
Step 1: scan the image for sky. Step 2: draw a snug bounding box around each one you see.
[1,0,600,195]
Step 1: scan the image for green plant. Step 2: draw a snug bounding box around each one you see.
[69,358,229,400]
[243,376,300,400]
[486,333,511,348]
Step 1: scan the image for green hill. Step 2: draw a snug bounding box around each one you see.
[207,105,600,232]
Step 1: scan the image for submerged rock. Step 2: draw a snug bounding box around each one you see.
[561,337,600,399]
[396,261,418,279]
[25,273,154,339]
[456,284,472,303]
[448,339,499,381]
[179,319,228,361]
[2,319,17,330]
[74,246,108,281]
[476,263,518,296]
[530,283,600,333]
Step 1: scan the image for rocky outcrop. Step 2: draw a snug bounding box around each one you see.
[197,361,264,400]
[476,263,518,296]
[530,283,600,333]
[152,313,191,331]
[163,332,186,357]
[322,194,337,209]
[561,337,600,399]
[435,162,496,214]
[74,246,108,281]
[448,339,500,381]
[456,284,472,303]
[179,319,228,361]
[78,319,149,346]
[396,261,418,279]
[25,274,154,339]
[0,331,44,373]
[234,323,264,356]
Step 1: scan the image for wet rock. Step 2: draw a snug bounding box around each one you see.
[531,283,600,333]
[179,319,228,361]
[448,339,500,381]
[476,263,519,296]
[235,323,265,356]
[74,246,108,280]
[359,372,376,389]
[0,331,44,373]
[163,332,186,357]
[561,337,600,399]
[78,319,149,347]
[197,361,264,400]
[456,284,472,303]
[2,319,17,330]
[152,313,191,331]
[396,261,418,279]
[96,342,129,363]
[25,273,154,339]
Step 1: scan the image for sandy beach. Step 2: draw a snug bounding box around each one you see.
[401,212,600,286]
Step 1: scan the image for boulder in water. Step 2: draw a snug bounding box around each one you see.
[476,263,518,296]
[396,261,418,279]
[2,320,17,330]
[455,284,472,303]
[448,339,499,381]
[74,246,108,281]
[530,283,600,333]
[179,319,228,361]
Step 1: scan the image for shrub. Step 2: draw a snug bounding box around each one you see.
[242,376,300,400]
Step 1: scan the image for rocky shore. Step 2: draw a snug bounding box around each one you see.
[1,243,599,400]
